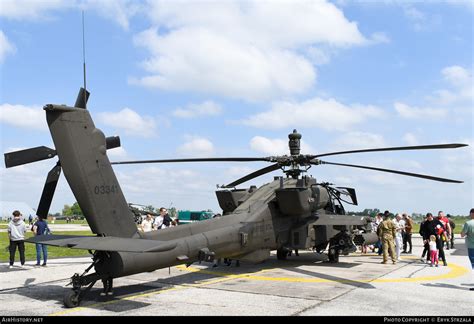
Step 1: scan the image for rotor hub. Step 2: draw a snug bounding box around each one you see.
[288,129,302,156]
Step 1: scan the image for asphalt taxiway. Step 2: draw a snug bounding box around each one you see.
[0,235,472,316]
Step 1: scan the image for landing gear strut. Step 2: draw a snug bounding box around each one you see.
[63,252,105,308]
[64,274,99,308]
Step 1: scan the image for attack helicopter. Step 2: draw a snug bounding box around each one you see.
[3,88,467,308]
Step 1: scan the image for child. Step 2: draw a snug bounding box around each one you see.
[429,235,439,267]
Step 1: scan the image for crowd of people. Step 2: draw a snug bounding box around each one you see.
[138,207,177,232]
[363,208,473,276]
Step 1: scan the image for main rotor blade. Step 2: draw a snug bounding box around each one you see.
[111,157,270,165]
[313,143,468,159]
[223,163,281,188]
[4,146,57,168]
[315,160,463,183]
[36,163,62,218]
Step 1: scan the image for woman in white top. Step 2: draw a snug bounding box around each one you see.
[141,214,154,232]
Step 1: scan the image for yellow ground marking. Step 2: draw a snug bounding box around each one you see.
[177,258,470,284]
[49,266,272,316]
[243,262,469,283]
[49,257,470,316]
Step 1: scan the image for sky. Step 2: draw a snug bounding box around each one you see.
[0,0,473,217]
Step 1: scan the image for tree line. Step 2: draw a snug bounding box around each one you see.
[347,208,469,220]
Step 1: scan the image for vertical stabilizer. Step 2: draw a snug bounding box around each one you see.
[44,104,138,238]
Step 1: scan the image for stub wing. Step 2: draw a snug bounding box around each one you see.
[314,214,369,226]
[25,235,177,253]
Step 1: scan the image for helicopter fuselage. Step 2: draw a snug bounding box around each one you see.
[95,177,363,279]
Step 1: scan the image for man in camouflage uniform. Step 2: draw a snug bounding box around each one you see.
[377,211,397,264]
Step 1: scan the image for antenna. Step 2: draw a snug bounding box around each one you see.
[82,10,87,109]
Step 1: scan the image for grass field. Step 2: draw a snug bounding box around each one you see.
[1,230,93,263]
[0,219,88,226]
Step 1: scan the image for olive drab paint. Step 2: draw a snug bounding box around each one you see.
[4,87,466,308]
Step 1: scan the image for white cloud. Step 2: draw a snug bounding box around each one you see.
[332,132,387,150]
[145,1,367,48]
[403,6,425,21]
[97,108,156,137]
[394,102,448,120]
[0,104,47,131]
[250,137,287,155]
[241,97,384,131]
[440,137,473,181]
[430,65,473,105]
[0,0,72,20]
[131,27,316,101]
[106,147,128,160]
[442,66,471,87]
[403,133,419,146]
[81,0,143,30]
[369,32,391,44]
[249,136,314,156]
[0,0,139,30]
[365,173,406,186]
[306,47,332,66]
[131,0,373,101]
[0,30,16,63]
[226,166,257,178]
[113,164,223,211]
[402,5,441,32]
[445,0,474,10]
[173,101,222,118]
[177,136,214,157]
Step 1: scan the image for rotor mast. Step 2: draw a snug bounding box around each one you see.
[287,129,306,179]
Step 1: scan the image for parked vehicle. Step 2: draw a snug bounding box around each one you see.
[177,210,213,225]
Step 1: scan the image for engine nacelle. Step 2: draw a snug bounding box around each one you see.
[216,186,258,214]
[276,185,329,216]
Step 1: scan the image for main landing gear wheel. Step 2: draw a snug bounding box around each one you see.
[277,248,288,260]
[328,247,340,263]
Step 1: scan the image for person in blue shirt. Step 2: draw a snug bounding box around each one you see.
[32,216,50,266]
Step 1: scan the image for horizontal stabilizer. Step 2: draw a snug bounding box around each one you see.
[26,235,178,253]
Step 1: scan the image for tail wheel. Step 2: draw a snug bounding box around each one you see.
[63,290,80,308]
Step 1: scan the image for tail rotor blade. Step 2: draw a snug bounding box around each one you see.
[74,87,90,109]
[4,146,57,168]
[36,163,62,218]
[315,160,463,183]
[223,163,281,188]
